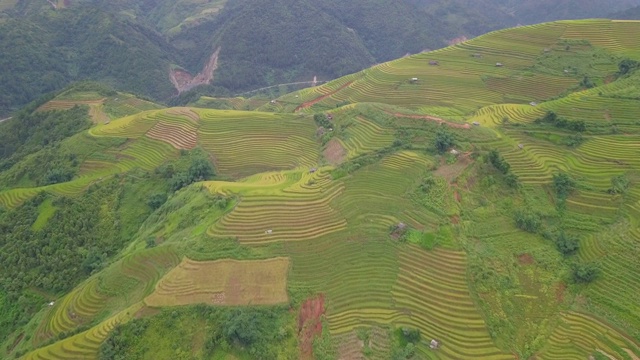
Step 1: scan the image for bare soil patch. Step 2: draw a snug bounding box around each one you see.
[167,107,200,123]
[518,253,535,265]
[133,306,161,319]
[448,35,468,46]
[170,47,221,94]
[434,153,473,183]
[299,294,325,359]
[390,112,471,129]
[324,138,346,165]
[295,81,353,112]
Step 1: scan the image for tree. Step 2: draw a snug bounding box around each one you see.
[618,59,639,76]
[556,232,579,256]
[434,128,454,154]
[572,263,599,284]
[514,209,541,233]
[146,193,167,210]
[553,172,575,199]
[188,157,214,181]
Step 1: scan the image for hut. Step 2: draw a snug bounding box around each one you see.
[450,149,460,155]
[410,77,419,83]
[518,144,524,149]
[265,229,273,234]
[429,60,439,66]
[495,62,504,67]
[529,102,537,106]
[471,53,482,58]
[309,167,317,173]
[473,121,480,126]
[430,339,440,349]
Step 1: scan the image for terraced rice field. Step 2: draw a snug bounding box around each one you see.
[392,247,511,359]
[196,109,319,178]
[206,168,347,244]
[145,257,290,307]
[23,303,143,360]
[538,312,640,360]
[338,116,395,158]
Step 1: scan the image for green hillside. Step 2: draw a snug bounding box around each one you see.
[1,19,640,360]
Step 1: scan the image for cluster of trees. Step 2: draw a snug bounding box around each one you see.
[0,106,91,189]
[536,111,586,132]
[154,148,215,193]
[0,4,178,115]
[535,111,586,132]
[487,149,519,188]
[434,128,455,154]
[100,305,296,359]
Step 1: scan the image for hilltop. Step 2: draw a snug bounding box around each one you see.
[2,0,640,116]
[1,19,640,360]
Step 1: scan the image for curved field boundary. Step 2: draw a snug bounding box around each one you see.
[294,81,354,112]
[145,257,290,307]
[391,247,511,359]
[22,303,143,360]
[538,312,640,359]
[206,168,347,244]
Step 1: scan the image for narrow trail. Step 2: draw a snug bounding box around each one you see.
[0,117,12,123]
[294,81,353,112]
[236,80,328,96]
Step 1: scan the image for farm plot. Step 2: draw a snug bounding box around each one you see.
[196,109,319,178]
[277,21,599,117]
[337,116,395,159]
[145,257,290,307]
[392,247,511,359]
[538,312,640,360]
[206,168,347,244]
[23,303,143,360]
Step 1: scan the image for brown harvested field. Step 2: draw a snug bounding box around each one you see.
[167,107,200,123]
[299,295,325,359]
[324,138,346,165]
[37,99,105,112]
[146,122,198,150]
[145,257,290,307]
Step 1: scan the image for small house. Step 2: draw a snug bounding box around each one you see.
[496,62,504,67]
[563,69,569,74]
[471,53,482,58]
[529,102,537,106]
[473,121,480,126]
[430,339,440,349]
[429,60,439,66]
[518,144,524,149]
[265,229,273,234]
[48,301,55,306]
[410,77,419,83]
[450,149,460,155]
[309,168,317,173]
[270,100,276,104]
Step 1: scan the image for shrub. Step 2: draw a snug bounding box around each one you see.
[572,263,599,284]
[553,172,576,199]
[556,232,579,256]
[434,128,454,154]
[608,174,629,194]
[147,193,168,210]
[514,209,541,233]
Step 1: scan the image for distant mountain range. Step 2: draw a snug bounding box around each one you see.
[1,0,639,115]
